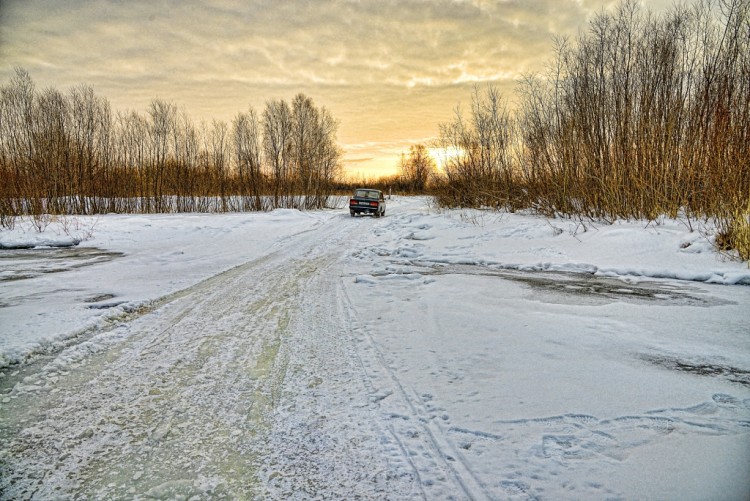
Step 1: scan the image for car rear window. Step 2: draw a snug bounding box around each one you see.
[355,190,379,199]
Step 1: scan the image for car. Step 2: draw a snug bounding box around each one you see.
[349,188,386,217]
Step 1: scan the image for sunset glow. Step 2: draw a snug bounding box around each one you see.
[428,146,465,171]
[0,0,673,178]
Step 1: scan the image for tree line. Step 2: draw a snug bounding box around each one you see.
[2,0,747,259]
[427,0,749,259]
[0,69,342,225]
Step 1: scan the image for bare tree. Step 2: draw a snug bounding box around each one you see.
[69,84,111,213]
[262,99,292,206]
[171,110,200,212]
[436,85,515,207]
[288,94,342,208]
[0,69,346,218]
[233,108,264,211]
[399,144,435,193]
[114,110,149,211]
[147,99,177,212]
[33,87,69,212]
[312,106,342,206]
[0,68,36,216]
[208,120,228,210]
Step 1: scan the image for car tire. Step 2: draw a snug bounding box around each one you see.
[350,211,355,217]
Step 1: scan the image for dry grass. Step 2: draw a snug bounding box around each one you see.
[715,198,750,262]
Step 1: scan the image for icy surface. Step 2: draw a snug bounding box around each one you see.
[1,198,749,500]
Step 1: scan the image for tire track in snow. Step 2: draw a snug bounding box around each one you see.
[0,214,367,499]
[254,213,426,500]
[0,208,435,500]
[1,247,302,498]
[340,267,491,497]
[342,205,495,499]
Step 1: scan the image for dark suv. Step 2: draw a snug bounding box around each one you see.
[349,188,386,217]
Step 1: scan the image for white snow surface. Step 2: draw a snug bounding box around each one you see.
[1,197,749,500]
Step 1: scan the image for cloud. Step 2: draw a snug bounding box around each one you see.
[2,0,585,88]
[0,0,675,176]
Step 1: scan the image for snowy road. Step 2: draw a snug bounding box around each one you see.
[1,197,749,500]
[0,212,406,499]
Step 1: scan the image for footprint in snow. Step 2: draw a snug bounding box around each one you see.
[499,479,532,495]
[712,393,740,405]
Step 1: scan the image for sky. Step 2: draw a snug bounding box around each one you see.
[0,0,672,178]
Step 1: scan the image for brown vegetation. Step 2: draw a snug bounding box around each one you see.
[398,144,436,193]
[333,145,437,196]
[1,0,747,260]
[432,0,749,260]
[0,71,342,222]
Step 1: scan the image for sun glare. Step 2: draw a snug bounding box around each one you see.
[428,146,463,170]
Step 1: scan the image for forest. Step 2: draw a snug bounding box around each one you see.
[0,75,342,220]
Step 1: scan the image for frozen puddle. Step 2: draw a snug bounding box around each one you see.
[641,354,750,387]
[388,261,734,307]
[0,247,123,282]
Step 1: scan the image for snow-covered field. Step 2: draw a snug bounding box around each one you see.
[1,197,749,500]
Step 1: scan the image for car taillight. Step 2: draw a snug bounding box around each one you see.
[370,201,378,207]
[349,199,356,205]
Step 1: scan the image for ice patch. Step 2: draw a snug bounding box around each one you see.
[381,273,423,281]
[405,231,435,241]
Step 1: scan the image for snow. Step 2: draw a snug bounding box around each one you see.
[0,210,322,367]
[1,197,749,500]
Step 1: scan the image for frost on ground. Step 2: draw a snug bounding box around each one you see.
[1,197,749,500]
